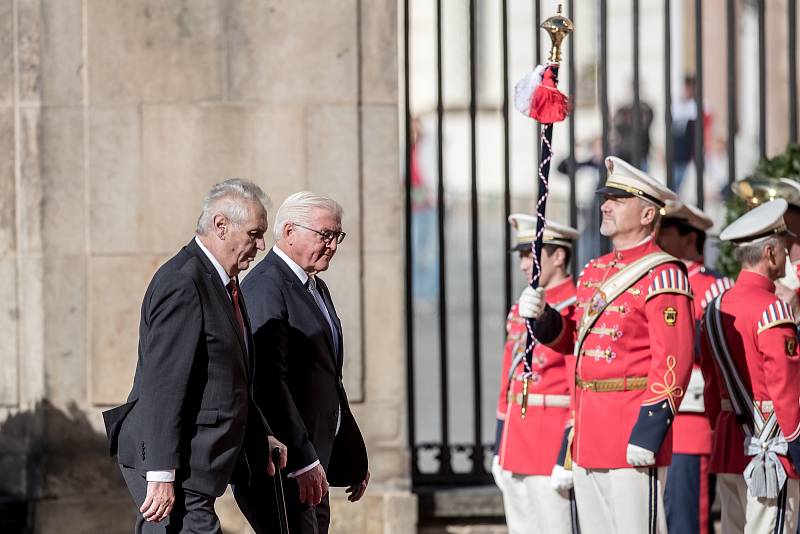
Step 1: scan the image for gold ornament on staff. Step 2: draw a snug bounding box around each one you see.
[541,4,574,63]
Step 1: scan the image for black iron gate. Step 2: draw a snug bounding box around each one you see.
[403,0,798,491]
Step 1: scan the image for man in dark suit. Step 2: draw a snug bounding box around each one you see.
[102,179,287,534]
[237,191,369,534]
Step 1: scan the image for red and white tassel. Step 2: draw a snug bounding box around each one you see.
[513,64,569,124]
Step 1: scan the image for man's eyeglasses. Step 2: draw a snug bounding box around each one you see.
[294,223,346,244]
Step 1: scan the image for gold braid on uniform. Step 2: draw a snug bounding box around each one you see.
[644,355,684,414]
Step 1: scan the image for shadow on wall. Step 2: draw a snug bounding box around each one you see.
[0,401,134,534]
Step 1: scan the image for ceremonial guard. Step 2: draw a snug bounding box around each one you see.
[492,216,579,534]
[658,201,732,534]
[701,199,800,534]
[521,157,694,533]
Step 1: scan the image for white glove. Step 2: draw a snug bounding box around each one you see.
[550,464,573,492]
[626,443,656,466]
[518,286,546,319]
[491,455,506,490]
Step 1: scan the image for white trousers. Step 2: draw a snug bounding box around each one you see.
[717,473,799,534]
[492,457,575,534]
[572,463,667,534]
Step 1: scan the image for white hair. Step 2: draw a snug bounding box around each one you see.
[733,235,783,267]
[196,179,270,235]
[273,191,343,240]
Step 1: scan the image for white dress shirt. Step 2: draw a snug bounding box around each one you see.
[146,237,231,483]
[272,245,341,478]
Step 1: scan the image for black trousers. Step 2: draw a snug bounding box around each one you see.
[120,466,221,534]
[233,473,331,534]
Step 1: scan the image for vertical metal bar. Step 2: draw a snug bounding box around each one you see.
[502,0,512,317]
[599,0,610,254]
[790,0,798,144]
[727,0,737,185]
[568,0,578,274]
[534,0,542,63]
[599,0,611,161]
[758,0,767,158]
[664,0,674,190]
[534,0,542,177]
[468,0,485,476]
[632,0,642,167]
[694,0,705,209]
[402,0,417,480]
[435,0,452,476]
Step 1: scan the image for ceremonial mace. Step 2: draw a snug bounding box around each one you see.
[516,5,573,418]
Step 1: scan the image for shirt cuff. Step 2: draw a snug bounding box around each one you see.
[287,460,320,479]
[146,470,176,482]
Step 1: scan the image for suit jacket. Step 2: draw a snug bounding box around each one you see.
[241,249,367,486]
[102,238,272,497]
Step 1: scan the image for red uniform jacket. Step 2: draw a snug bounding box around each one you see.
[672,262,733,456]
[496,277,577,475]
[544,239,695,469]
[701,270,800,477]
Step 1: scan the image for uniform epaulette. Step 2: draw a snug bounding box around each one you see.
[700,277,734,309]
[757,299,796,333]
[646,267,693,301]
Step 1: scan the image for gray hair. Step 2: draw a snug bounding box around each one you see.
[196,179,270,235]
[733,236,782,267]
[273,191,343,240]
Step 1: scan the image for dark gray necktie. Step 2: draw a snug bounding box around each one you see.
[307,276,338,354]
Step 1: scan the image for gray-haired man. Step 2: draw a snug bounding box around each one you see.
[236,191,369,534]
[103,179,287,533]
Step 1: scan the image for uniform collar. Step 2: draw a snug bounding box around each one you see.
[735,270,776,292]
[610,235,657,262]
[685,259,706,278]
[545,276,574,304]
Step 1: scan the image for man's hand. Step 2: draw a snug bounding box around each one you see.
[296,464,328,506]
[518,287,546,319]
[345,471,370,503]
[267,436,288,476]
[141,481,175,523]
[626,443,656,466]
[550,464,573,491]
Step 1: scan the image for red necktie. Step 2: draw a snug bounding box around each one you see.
[227,278,245,336]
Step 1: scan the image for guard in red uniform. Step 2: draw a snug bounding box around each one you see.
[701,198,800,534]
[492,216,579,534]
[657,201,732,534]
[520,157,694,534]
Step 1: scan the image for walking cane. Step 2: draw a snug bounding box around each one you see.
[513,4,573,419]
[272,447,290,534]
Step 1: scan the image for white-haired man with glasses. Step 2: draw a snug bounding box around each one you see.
[235,191,369,534]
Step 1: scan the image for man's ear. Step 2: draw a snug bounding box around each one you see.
[766,244,777,264]
[686,231,697,251]
[640,204,656,226]
[213,213,228,240]
[283,222,294,244]
[553,247,566,268]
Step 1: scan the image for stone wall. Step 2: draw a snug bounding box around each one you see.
[0,1,414,532]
